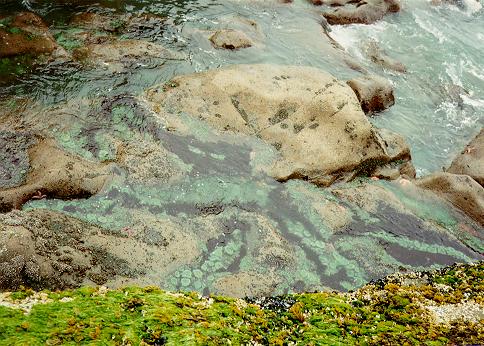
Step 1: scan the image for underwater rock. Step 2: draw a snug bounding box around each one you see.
[364,40,407,73]
[0,12,57,58]
[447,129,483,187]
[347,75,395,115]
[145,64,413,186]
[312,0,400,25]
[210,29,253,50]
[0,134,112,212]
[72,39,182,72]
[416,172,484,226]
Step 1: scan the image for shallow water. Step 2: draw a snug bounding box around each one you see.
[1,0,483,294]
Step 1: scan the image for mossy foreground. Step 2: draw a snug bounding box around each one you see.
[0,263,482,345]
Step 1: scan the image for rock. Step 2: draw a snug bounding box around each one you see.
[364,40,406,73]
[312,0,400,25]
[209,29,253,50]
[416,172,484,226]
[0,12,57,58]
[0,133,112,212]
[73,39,182,71]
[0,208,200,291]
[347,75,395,115]
[145,64,413,186]
[447,129,483,186]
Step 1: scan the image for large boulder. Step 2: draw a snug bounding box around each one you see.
[347,75,395,115]
[416,172,484,226]
[0,132,112,212]
[144,64,413,186]
[0,12,57,58]
[447,129,483,186]
[311,0,400,25]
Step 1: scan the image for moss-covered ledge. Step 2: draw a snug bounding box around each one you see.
[0,262,482,345]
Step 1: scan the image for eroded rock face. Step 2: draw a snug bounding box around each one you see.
[145,64,412,186]
[347,75,395,115]
[0,12,57,58]
[0,133,111,212]
[416,172,484,226]
[447,129,483,186]
[312,0,400,25]
[210,29,253,50]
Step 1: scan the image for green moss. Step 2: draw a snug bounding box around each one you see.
[0,262,481,345]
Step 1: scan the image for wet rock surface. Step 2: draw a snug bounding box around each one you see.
[347,74,395,115]
[210,29,253,50]
[447,128,483,186]
[0,135,111,212]
[416,172,484,226]
[145,64,412,186]
[313,0,400,25]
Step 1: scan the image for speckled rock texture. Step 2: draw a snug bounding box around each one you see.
[145,64,413,186]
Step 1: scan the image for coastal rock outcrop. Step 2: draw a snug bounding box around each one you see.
[0,132,111,212]
[311,0,400,25]
[347,75,395,115]
[447,129,483,186]
[145,64,413,186]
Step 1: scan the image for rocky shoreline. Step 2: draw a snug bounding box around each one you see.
[0,0,483,319]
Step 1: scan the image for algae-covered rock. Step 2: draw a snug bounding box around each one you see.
[0,262,482,345]
[145,64,413,186]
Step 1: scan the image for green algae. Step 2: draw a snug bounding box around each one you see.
[0,262,482,345]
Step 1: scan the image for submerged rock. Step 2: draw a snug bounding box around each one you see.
[312,0,400,25]
[416,172,484,226]
[210,29,253,50]
[145,64,413,186]
[447,129,483,186]
[364,40,407,73]
[0,12,57,58]
[347,75,395,115]
[72,39,183,71]
[0,134,111,212]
